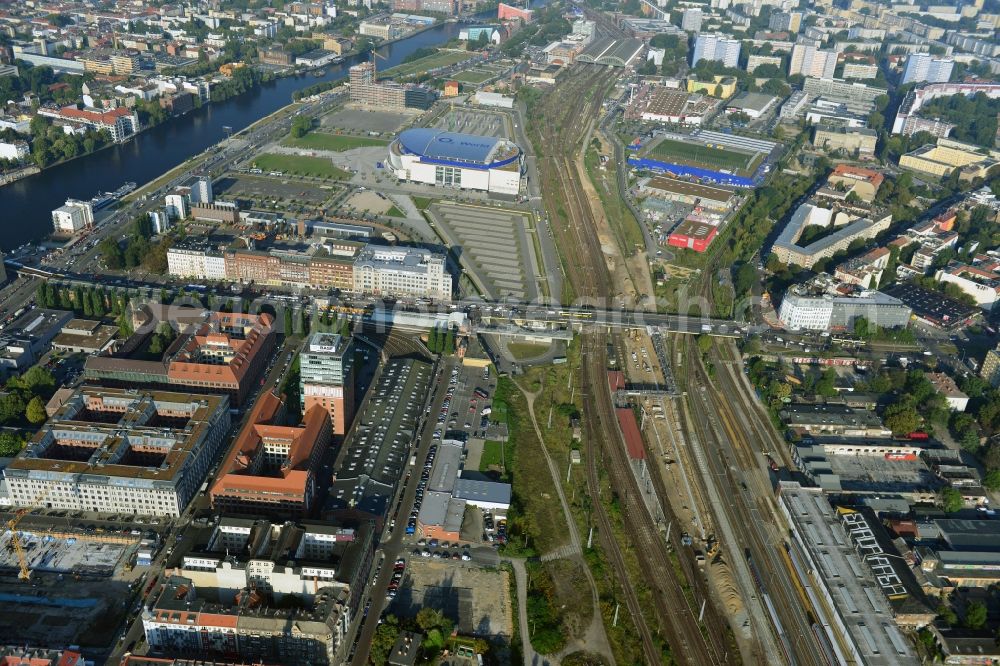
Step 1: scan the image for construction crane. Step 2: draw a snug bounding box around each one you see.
[5,488,52,581]
[370,48,388,80]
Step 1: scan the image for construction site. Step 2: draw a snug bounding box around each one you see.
[0,508,149,648]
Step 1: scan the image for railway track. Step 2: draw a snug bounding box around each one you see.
[583,331,724,666]
[682,337,825,666]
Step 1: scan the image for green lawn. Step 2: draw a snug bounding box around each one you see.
[647,137,759,175]
[385,205,404,218]
[284,132,389,152]
[411,196,434,210]
[479,440,505,472]
[252,153,350,180]
[383,50,476,78]
[508,341,550,360]
[453,69,493,84]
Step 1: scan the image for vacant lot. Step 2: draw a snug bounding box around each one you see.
[252,153,350,180]
[284,132,389,152]
[391,559,513,638]
[321,107,411,133]
[384,50,476,78]
[647,137,758,175]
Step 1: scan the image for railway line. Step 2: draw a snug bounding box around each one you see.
[681,335,826,666]
[583,332,725,666]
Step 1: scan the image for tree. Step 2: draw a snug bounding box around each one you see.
[25,396,47,425]
[290,115,312,138]
[443,328,455,355]
[284,308,294,337]
[983,469,1000,491]
[883,403,921,434]
[937,602,958,626]
[370,615,400,666]
[0,392,25,424]
[965,601,988,629]
[99,237,124,270]
[696,335,712,355]
[416,607,447,631]
[14,366,55,397]
[853,316,870,339]
[938,486,964,513]
[0,432,25,456]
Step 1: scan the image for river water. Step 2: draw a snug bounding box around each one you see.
[0,20,471,249]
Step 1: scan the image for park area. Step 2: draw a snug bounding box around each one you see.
[383,49,476,78]
[283,132,389,152]
[251,153,350,180]
[645,137,761,176]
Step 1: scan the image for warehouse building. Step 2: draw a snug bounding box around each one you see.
[4,387,230,517]
[387,128,523,195]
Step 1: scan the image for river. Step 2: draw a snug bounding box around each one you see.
[0,20,472,249]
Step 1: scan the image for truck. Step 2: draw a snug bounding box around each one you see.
[409,455,416,466]
[701,324,712,333]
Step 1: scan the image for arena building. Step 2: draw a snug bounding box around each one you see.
[387,128,523,195]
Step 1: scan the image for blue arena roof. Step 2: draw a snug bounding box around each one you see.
[397,128,504,167]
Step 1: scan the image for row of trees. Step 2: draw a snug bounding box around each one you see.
[35,282,134,336]
[426,326,456,355]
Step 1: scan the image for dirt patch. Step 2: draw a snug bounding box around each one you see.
[391,559,513,639]
[544,558,594,641]
[344,190,393,215]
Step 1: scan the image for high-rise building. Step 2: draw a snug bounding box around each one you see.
[681,8,703,32]
[692,34,741,67]
[51,199,94,234]
[901,53,954,84]
[769,11,802,33]
[300,332,355,435]
[982,344,1000,387]
[150,210,170,234]
[789,44,838,78]
[165,192,187,220]
[191,176,213,204]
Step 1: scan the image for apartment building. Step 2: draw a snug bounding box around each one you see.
[692,34,741,67]
[936,258,1000,310]
[771,202,892,269]
[38,105,139,143]
[901,53,954,84]
[300,333,355,435]
[3,388,230,517]
[789,44,838,78]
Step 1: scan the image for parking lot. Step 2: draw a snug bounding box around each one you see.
[427,202,540,301]
[429,108,511,139]
[214,174,341,207]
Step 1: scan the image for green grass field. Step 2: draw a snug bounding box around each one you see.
[385,205,404,218]
[284,132,388,152]
[411,196,434,210]
[383,50,475,78]
[479,440,505,472]
[646,137,759,175]
[252,153,350,180]
[453,69,493,84]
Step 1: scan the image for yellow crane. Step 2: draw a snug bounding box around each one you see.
[6,488,51,581]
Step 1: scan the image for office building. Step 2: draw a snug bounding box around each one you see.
[51,199,94,234]
[692,34,741,67]
[84,311,276,406]
[352,246,451,301]
[778,290,911,331]
[4,388,230,517]
[165,193,188,220]
[901,54,954,84]
[210,393,332,519]
[681,8,702,32]
[789,44,838,78]
[50,319,120,355]
[300,333,355,436]
[190,176,213,204]
[813,124,878,157]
